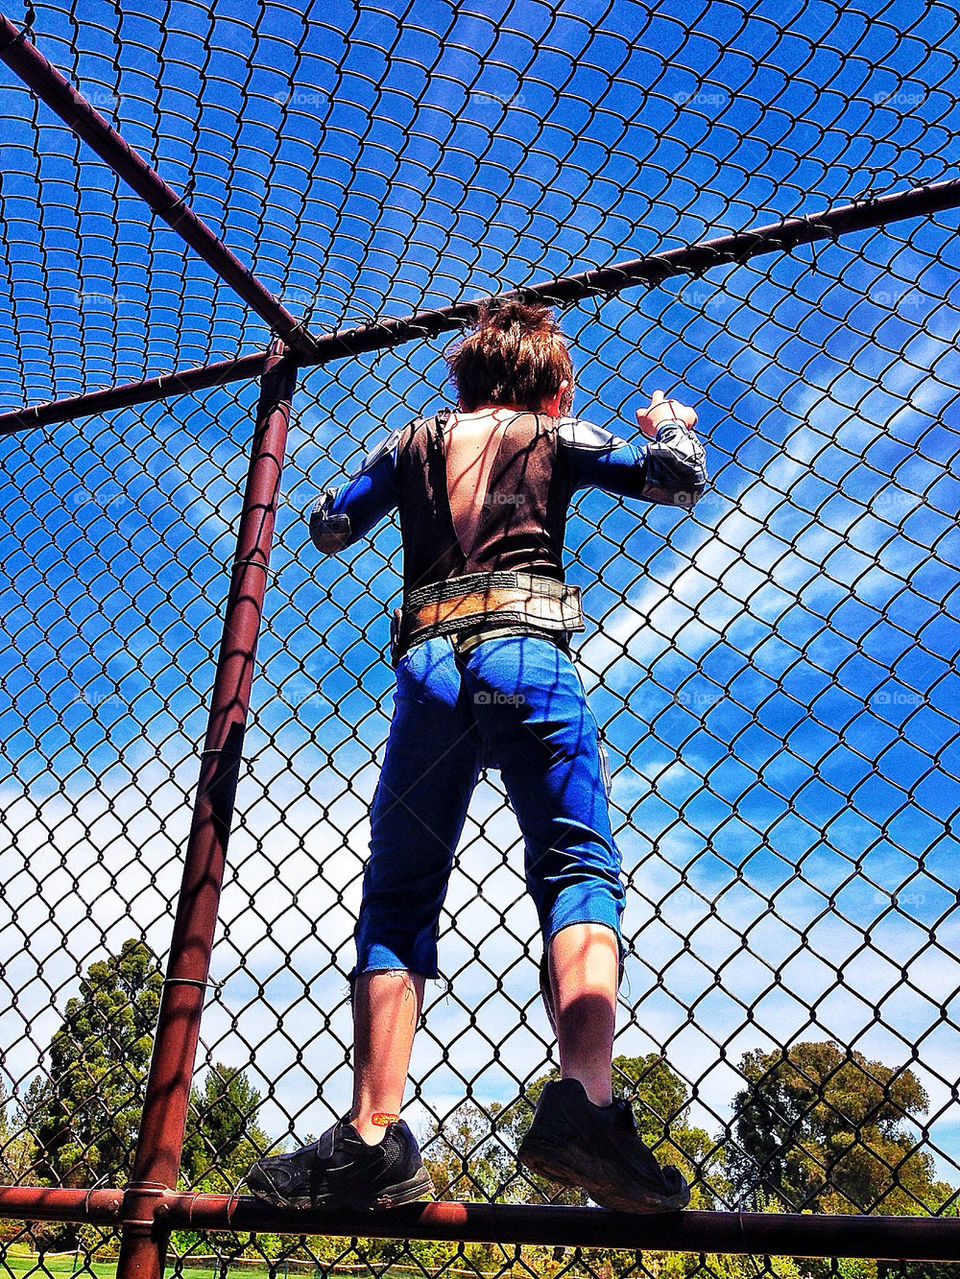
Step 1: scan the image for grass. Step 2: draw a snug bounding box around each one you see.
[2,1260,259,1279]
[0,1267,414,1279]
[0,1250,431,1279]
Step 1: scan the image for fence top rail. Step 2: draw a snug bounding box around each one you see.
[0,351,274,437]
[1,177,958,438]
[299,176,960,365]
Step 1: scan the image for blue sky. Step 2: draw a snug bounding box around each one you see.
[1,0,959,1196]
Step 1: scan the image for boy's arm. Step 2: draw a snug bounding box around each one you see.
[308,427,402,554]
[560,389,707,508]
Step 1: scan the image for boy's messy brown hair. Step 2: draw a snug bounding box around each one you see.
[446,298,575,415]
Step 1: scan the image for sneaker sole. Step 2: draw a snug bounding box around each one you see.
[518,1139,689,1213]
[351,1167,436,1211]
[248,1168,434,1212]
[247,1185,335,1210]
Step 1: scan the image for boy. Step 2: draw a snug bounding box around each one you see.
[248,298,707,1214]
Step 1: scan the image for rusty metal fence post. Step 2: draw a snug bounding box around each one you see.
[112,342,298,1279]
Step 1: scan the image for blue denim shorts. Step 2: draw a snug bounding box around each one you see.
[354,634,624,978]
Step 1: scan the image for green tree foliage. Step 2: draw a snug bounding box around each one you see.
[418,1057,716,1279]
[524,1055,715,1208]
[0,1081,38,1245]
[0,1080,37,1186]
[27,938,162,1187]
[729,1040,953,1214]
[170,1063,272,1258]
[878,1264,960,1279]
[181,1062,271,1192]
[422,1100,514,1203]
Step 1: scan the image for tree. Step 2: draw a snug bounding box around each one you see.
[0,1081,39,1246]
[0,1080,37,1186]
[611,1051,716,1191]
[410,1057,719,1279]
[180,1062,270,1192]
[728,1040,953,1214]
[28,938,163,1187]
[422,1100,514,1203]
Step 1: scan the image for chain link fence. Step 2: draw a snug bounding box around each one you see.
[1,1,959,1276]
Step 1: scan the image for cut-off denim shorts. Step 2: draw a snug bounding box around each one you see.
[353,633,624,981]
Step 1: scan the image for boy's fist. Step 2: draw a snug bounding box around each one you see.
[636,388,698,440]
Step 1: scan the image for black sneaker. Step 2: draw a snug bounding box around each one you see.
[518,1078,691,1213]
[247,1116,435,1210]
[247,1132,336,1209]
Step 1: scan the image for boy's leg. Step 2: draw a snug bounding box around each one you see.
[547,921,618,1107]
[248,638,478,1209]
[465,634,625,1001]
[351,969,425,1143]
[353,636,481,986]
[466,636,689,1212]
[351,636,480,1132]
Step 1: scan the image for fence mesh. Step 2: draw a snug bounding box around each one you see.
[1,0,960,1275]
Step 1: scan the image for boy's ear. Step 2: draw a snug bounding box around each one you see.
[542,379,572,417]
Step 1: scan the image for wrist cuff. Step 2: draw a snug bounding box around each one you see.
[654,418,689,440]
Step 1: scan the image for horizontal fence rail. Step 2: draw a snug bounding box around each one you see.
[3,178,960,435]
[3,1189,960,1262]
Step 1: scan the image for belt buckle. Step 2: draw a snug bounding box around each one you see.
[561,583,585,631]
